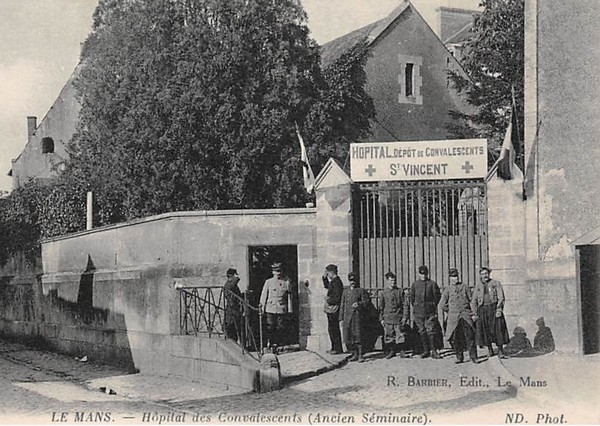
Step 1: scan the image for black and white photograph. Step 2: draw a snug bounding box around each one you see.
[0,0,598,424]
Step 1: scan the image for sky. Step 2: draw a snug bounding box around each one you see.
[0,0,479,192]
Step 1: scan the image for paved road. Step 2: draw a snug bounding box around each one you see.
[1,340,597,424]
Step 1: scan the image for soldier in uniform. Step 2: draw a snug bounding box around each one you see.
[440,268,478,363]
[322,264,344,354]
[223,268,242,341]
[340,272,371,362]
[409,265,443,359]
[259,262,293,350]
[379,272,410,359]
[472,267,510,358]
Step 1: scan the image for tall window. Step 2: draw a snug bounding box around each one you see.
[398,55,422,105]
[405,63,414,97]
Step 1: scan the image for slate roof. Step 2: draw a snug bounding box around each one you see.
[320,1,411,69]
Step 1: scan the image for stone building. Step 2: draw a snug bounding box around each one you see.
[8,69,80,190]
[8,1,477,190]
[490,0,600,354]
[321,1,472,143]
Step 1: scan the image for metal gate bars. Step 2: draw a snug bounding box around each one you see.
[352,180,488,289]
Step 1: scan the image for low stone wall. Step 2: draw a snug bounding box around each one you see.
[1,209,318,389]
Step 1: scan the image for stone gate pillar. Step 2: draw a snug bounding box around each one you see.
[307,159,354,351]
[486,175,526,328]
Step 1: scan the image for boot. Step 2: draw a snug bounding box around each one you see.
[384,343,395,359]
[357,345,364,363]
[397,343,409,358]
[455,351,464,364]
[498,345,507,359]
[420,335,430,358]
[468,342,478,363]
[430,336,442,359]
[348,347,359,362]
[488,345,495,357]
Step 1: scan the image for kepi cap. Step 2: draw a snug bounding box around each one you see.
[449,268,459,277]
[271,262,282,271]
[418,265,429,275]
[325,264,338,273]
[226,268,237,276]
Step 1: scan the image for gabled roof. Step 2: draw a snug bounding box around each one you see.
[320,1,411,69]
[314,158,352,190]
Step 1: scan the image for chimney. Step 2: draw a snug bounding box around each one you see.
[27,116,37,142]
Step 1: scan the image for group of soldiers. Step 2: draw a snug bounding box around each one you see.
[223,262,512,364]
[323,264,510,364]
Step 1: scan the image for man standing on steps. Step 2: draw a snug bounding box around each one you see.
[260,262,293,351]
[322,264,344,355]
[409,265,442,359]
[223,268,242,342]
[379,272,410,359]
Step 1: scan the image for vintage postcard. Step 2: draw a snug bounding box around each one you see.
[0,0,598,425]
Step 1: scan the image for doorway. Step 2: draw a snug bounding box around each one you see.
[247,245,299,346]
[579,245,600,354]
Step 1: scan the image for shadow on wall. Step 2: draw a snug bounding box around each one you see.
[0,254,137,372]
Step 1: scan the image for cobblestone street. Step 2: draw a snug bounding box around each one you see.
[0,339,175,423]
[0,339,598,424]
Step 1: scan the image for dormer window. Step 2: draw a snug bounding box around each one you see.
[42,137,54,154]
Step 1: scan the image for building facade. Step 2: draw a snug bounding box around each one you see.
[321,1,473,143]
[9,70,79,190]
[493,0,600,354]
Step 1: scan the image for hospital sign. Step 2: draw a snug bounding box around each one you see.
[350,139,487,182]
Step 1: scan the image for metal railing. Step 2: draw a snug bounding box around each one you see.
[179,286,264,360]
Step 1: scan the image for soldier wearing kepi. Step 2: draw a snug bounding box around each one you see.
[322,264,344,355]
[260,262,293,351]
[340,273,371,362]
[472,267,510,358]
[440,268,478,364]
[409,265,442,359]
[379,272,410,359]
[223,268,242,342]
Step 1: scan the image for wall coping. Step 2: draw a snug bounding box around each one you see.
[42,208,317,244]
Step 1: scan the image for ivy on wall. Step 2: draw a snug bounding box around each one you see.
[0,179,86,267]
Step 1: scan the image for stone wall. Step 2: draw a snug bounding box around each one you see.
[520,0,600,353]
[1,208,317,387]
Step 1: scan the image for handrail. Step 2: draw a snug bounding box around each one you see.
[178,286,264,360]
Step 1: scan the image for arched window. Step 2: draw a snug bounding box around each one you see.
[42,137,54,154]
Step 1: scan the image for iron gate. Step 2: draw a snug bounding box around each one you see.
[352,180,488,289]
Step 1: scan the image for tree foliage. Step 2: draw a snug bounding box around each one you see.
[65,0,374,223]
[0,0,375,266]
[448,0,524,152]
[0,179,86,267]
